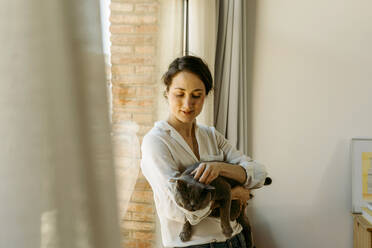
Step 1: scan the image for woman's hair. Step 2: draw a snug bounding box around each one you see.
[162,55,213,96]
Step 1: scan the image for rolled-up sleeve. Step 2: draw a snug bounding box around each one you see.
[140,134,185,223]
[213,128,267,189]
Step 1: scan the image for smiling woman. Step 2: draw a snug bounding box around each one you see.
[140,55,267,248]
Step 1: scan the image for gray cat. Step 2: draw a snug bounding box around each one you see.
[170,162,271,245]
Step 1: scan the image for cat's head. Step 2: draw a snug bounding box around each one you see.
[169,176,215,212]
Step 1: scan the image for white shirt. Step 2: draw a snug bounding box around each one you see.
[140,120,267,248]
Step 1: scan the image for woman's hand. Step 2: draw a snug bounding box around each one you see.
[191,162,222,184]
[231,186,251,202]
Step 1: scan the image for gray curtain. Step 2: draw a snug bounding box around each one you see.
[0,1,121,248]
[214,0,250,153]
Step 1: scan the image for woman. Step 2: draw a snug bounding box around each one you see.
[140,56,267,248]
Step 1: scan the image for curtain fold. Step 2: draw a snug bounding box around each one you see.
[188,0,217,126]
[156,0,184,121]
[214,0,249,153]
[0,1,121,248]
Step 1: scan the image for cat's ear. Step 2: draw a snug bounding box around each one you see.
[176,179,188,190]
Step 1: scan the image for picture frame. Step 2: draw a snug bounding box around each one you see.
[351,138,372,213]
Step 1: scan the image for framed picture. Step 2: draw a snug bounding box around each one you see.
[351,138,372,213]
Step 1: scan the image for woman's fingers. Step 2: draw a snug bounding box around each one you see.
[193,162,221,184]
[204,171,218,184]
[192,163,206,180]
[198,165,212,183]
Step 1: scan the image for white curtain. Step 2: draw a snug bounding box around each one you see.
[189,0,217,126]
[156,0,217,126]
[0,1,121,248]
[156,0,184,121]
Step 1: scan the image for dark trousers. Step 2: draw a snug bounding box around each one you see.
[175,231,252,248]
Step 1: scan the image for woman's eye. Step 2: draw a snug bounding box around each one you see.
[175,94,184,97]
[192,95,201,99]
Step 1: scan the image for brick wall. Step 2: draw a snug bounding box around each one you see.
[109,1,159,247]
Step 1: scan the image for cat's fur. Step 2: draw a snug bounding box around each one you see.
[170,162,271,244]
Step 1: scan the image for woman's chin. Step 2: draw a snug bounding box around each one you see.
[178,116,195,124]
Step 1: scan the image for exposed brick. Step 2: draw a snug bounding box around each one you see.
[112,123,151,137]
[134,178,152,191]
[112,109,154,118]
[130,211,155,223]
[110,1,158,245]
[111,111,132,122]
[112,65,134,75]
[110,24,158,34]
[112,86,137,98]
[112,0,155,2]
[111,45,133,54]
[122,240,137,248]
[135,45,155,55]
[112,74,155,86]
[110,25,135,34]
[112,86,156,99]
[111,35,155,45]
[136,87,156,97]
[137,170,147,180]
[135,3,158,13]
[122,240,152,248]
[124,211,155,222]
[135,24,158,33]
[120,229,130,239]
[138,241,153,248]
[127,202,154,213]
[123,211,132,221]
[110,14,157,25]
[135,65,155,74]
[110,2,134,12]
[123,221,155,231]
[111,56,150,65]
[132,231,155,241]
[131,190,153,203]
[132,113,153,124]
[114,98,154,108]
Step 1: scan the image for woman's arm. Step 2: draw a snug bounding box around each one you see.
[191,162,246,185]
[193,127,267,188]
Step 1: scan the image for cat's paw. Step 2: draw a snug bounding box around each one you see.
[222,225,233,238]
[179,230,191,242]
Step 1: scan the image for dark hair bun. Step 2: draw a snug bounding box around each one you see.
[162,56,213,95]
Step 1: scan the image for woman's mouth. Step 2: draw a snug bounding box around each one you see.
[181,110,194,115]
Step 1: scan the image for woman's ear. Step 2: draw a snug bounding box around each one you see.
[163,90,168,99]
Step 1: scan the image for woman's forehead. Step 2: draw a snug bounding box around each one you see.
[170,71,205,91]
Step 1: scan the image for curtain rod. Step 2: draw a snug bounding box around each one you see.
[182,0,189,56]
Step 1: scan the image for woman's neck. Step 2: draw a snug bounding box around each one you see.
[167,116,195,138]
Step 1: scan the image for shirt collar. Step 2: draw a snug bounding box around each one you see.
[154,120,200,162]
[154,120,199,133]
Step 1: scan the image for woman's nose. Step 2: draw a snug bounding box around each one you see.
[183,96,194,108]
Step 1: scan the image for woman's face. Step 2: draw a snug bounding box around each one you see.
[166,71,206,125]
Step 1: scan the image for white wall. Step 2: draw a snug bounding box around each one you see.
[249,1,372,247]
